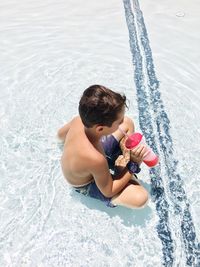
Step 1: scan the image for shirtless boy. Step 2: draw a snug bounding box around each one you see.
[57,85,148,208]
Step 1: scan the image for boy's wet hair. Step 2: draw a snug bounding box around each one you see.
[79,85,127,128]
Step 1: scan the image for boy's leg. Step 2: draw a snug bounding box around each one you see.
[111,179,149,209]
[112,116,134,142]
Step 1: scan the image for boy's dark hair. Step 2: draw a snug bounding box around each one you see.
[79,85,127,128]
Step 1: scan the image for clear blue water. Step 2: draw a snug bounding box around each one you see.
[0,0,199,266]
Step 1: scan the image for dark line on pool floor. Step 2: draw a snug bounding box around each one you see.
[123,1,174,266]
[123,0,199,266]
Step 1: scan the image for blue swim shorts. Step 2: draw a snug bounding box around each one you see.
[75,181,116,208]
[100,134,122,171]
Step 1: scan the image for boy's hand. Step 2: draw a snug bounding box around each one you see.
[122,148,130,163]
[119,135,147,165]
[130,144,147,164]
[119,136,130,163]
[115,155,128,173]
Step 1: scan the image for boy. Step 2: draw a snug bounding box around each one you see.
[57,85,148,208]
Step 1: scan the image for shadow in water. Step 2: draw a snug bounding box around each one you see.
[71,180,152,228]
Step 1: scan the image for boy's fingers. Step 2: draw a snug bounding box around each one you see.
[115,155,126,166]
[123,149,130,161]
[131,144,143,153]
[130,145,148,163]
[131,145,145,156]
[115,154,130,167]
[140,146,148,157]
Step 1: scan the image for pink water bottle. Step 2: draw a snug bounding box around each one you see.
[125,133,159,167]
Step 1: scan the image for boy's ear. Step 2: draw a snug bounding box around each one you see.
[96,125,104,133]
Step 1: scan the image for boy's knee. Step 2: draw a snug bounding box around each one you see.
[123,116,134,133]
[124,116,134,126]
[134,190,149,208]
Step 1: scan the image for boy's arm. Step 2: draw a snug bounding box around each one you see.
[57,121,72,142]
[90,156,132,198]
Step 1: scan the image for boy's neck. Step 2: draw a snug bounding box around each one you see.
[84,127,103,144]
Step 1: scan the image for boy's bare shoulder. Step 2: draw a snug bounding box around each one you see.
[66,147,106,179]
[85,150,107,170]
[73,142,105,167]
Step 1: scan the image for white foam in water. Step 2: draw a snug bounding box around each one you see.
[0,0,199,266]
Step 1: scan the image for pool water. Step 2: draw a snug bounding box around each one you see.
[0,0,199,266]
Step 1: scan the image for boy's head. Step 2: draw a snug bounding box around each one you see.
[79,85,127,128]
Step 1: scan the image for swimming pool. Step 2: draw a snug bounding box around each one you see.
[0,0,199,266]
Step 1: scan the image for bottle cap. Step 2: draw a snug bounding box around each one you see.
[125,133,143,149]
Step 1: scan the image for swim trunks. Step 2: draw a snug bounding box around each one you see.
[75,181,116,208]
[100,134,122,171]
[75,135,139,208]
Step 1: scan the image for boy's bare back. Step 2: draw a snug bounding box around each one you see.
[61,116,106,186]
